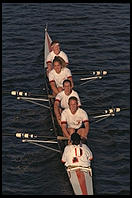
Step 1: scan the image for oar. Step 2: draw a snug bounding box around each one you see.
[15,132,68,140]
[3,132,59,139]
[10,90,55,108]
[80,76,103,86]
[22,139,58,144]
[17,133,67,153]
[17,96,49,102]
[17,97,50,109]
[15,132,55,139]
[31,142,61,153]
[15,132,65,153]
[10,90,55,99]
[57,136,69,140]
[79,70,107,86]
[72,70,129,75]
[89,107,128,123]
[3,89,44,96]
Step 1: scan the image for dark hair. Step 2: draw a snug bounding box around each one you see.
[53,56,62,66]
[53,56,67,68]
[68,96,78,105]
[71,133,81,145]
[51,40,60,47]
[63,79,72,87]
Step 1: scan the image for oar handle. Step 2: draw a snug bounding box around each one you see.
[48,94,55,99]
[57,136,69,140]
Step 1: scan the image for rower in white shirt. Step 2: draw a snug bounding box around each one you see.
[46,40,69,74]
[49,56,73,96]
[61,96,89,140]
[54,79,81,126]
[61,133,93,167]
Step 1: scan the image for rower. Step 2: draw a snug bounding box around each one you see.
[61,133,93,167]
[48,56,73,96]
[61,96,89,140]
[54,79,81,127]
[46,40,69,74]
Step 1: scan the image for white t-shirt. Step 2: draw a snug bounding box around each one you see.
[61,143,93,167]
[61,108,89,129]
[49,67,72,88]
[46,51,69,64]
[55,90,81,109]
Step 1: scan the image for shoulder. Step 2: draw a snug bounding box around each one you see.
[62,108,70,115]
[60,51,67,56]
[78,108,87,114]
[49,69,55,75]
[82,144,92,152]
[47,51,54,58]
[63,67,71,74]
[71,90,79,96]
[82,144,89,149]
[48,70,53,78]
[62,108,69,114]
[77,107,83,112]
[64,144,73,151]
[48,69,56,81]
[77,108,88,119]
[56,91,64,98]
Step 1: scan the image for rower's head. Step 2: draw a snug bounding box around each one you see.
[68,96,78,114]
[53,56,63,74]
[63,79,72,95]
[51,40,60,55]
[71,133,81,145]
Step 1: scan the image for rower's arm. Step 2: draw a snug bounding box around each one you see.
[54,100,61,126]
[84,121,90,137]
[68,76,74,88]
[50,81,59,96]
[47,62,53,73]
[61,123,70,139]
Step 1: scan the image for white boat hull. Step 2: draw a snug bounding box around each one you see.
[67,167,93,195]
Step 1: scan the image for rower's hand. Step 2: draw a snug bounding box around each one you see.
[47,63,53,71]
[68,136,72,145]
[58,87,63,92]
[81,137,87,144]
[58,119,61,127]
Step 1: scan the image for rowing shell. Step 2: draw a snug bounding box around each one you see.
[44,27,94,195]
[67,166,93,195]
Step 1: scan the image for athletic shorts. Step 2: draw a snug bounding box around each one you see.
[74,122,85,133]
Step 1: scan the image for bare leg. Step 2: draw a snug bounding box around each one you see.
[67,128,75,136]
[77,128,88,139]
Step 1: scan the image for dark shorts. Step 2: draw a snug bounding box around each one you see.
[74,122,85,133]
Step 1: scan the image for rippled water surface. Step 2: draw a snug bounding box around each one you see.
[2,3,130,195]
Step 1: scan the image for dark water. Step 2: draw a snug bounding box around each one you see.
[2,3,130,195]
